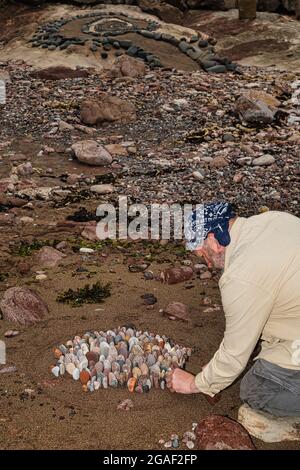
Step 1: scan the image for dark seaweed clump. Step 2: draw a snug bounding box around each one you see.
[57,281,111,307]
[67,207,99,223]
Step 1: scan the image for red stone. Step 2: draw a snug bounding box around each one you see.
[163,302,190,322]
[17,261,31,275]
[195,415,256,450]
[160,267,193,284]
[79,370,90,385]
[86,351,99,365]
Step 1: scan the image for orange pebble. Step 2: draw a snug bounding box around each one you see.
[82,385,88,392]
[53,348,62,359]
[127,377,137,392]
[79,370,90,385]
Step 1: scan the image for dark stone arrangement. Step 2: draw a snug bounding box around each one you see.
[29,10,236,73]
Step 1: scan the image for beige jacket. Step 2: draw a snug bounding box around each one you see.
[195,211,300,397]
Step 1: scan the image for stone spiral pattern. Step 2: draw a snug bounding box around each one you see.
[51,327,192,393]
[29,10,236,72]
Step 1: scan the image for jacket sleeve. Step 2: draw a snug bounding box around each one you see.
[195,276,274,397]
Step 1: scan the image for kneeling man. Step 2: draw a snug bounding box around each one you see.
[167,203,300,424]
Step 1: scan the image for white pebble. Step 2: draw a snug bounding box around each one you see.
[186,441,195,449]
[66,363,75,375]
[72,368,80,380]
[51,366,60,377]
[79,247,95,254]
[94,381,100,390]
[36,274,47,281]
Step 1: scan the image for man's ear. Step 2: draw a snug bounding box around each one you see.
[207,233,223,253]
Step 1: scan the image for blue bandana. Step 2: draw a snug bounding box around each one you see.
[185,202,236,251]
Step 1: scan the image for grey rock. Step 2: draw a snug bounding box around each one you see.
[252,155,275,166]
[206,65,227,73]
[178,41,190,53]
[72,140,113,166]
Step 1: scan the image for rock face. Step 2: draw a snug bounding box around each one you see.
[196,415,256,450]
[109,55,146,79]
[34,246,65,268]
[236,90,280,125]
[238,404,300,443]
[80,95,136,126]
[0,287,48,325]
[72,140,113,166]
[30,66,89,80]
[13,0,297,12]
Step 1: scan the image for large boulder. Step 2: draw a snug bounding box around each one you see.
[30,66,89,80]
[80,95,136,126]
[0,287,48,326]
[137,0,184,24]
[109,55,146,79]
[196,415,256,450]
[238,404,300,443]
[72,140,113,166]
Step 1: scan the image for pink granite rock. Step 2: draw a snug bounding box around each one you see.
[195,415,256,450]
[0,287,48,326]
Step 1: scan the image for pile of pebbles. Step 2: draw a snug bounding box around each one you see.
[51,326,192,393]
[159,423,197,450]
[29,10,235,72]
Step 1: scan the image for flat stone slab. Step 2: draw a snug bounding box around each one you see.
[238,404,300,443]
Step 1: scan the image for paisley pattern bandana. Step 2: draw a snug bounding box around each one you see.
[185,202,236,251]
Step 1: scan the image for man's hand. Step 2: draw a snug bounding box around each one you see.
[166,368,221,404]
[166,368,200,394]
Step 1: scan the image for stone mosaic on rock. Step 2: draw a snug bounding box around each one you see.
[51,326,192,393]
[29,7,236,73]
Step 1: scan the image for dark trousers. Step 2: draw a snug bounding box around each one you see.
[240,359,300,417]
